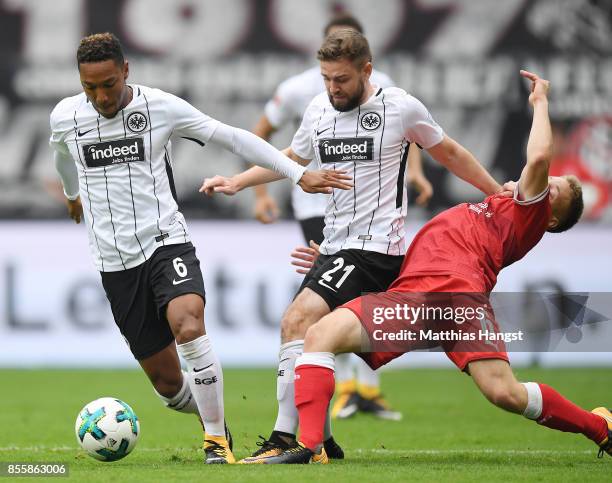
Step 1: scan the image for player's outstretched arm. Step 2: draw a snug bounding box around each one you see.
[200,149,297,196]
[516,70,552,200]
[200,146,352,196]
[209,123,307,185]
[251,115,280,223]
[427,135,502,196]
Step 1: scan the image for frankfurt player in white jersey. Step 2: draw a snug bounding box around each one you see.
[252,15,419,429]
[49,33,350,465]
[202,29,503,463]
[256,65,397,223]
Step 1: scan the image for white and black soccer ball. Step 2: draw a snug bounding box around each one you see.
[75,397,140,462]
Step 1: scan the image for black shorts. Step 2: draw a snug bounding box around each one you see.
[298,217,325,245]
[297,249,403,310]
[100,242,205,360]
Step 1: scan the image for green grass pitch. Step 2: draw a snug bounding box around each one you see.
[0,367,610,482]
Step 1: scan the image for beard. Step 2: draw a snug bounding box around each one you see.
[328,80,365,112]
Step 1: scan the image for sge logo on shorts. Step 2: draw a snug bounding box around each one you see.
[195,376,218,385]
[318,137,374,163]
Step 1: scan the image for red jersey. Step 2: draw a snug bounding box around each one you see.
[391,188,551,292]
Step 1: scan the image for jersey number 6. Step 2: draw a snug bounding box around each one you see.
[173,257,188,278]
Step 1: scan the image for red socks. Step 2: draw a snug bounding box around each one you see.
[294,365,335,451]
[537,383,608,444]
[295,371,609,451]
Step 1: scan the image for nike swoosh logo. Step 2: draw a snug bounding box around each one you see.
[172,278,193,285]
[318,279,338,292]
[316,127,331,136]
[193,363,213,373]
[77,128,95,137]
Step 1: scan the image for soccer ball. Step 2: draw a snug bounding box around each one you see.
[75,397,140,462]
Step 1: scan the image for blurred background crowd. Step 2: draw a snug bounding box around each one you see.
[1,0,611,222]
[0,0,610,367]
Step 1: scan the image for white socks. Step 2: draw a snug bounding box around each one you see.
[154,370,199,415]
[335,353,353,383]
[274,340,304,434]
[275,345,337,440]
[356,356,380,387]
[295,351,336,371]
[176,335,225,436]
[335,353,380,387]
[521,382,543,420]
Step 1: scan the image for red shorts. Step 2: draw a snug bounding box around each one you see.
[341,275,509,371]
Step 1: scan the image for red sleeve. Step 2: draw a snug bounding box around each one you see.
[511,186,551,254]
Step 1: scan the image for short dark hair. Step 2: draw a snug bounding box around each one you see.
[548,175,584,233]
[323,14,364,36]
[317,29,372,68]
[77,32,124,67]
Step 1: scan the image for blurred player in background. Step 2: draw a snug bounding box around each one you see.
[251,13,429,424]
[49,33,350,464]
[266,72,606,466]
[202,29,503,463]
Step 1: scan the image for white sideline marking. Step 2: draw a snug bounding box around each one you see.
[358,448,593,455]
[0,446,593,455]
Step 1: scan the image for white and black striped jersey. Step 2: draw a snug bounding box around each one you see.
[49,85,217,272]
[291,87,444,256]
[265,66,393,221]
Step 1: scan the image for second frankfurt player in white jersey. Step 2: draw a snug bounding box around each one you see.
[263,64,407,422]
[252,15,431,425]
[264,64,393,222]
[291,86,441,256]
[202,29,503,463]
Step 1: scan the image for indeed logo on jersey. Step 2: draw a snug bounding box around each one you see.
[318,137,373,163]
[83,138,145,168]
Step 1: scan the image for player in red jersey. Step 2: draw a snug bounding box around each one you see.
[264,71,612,464]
